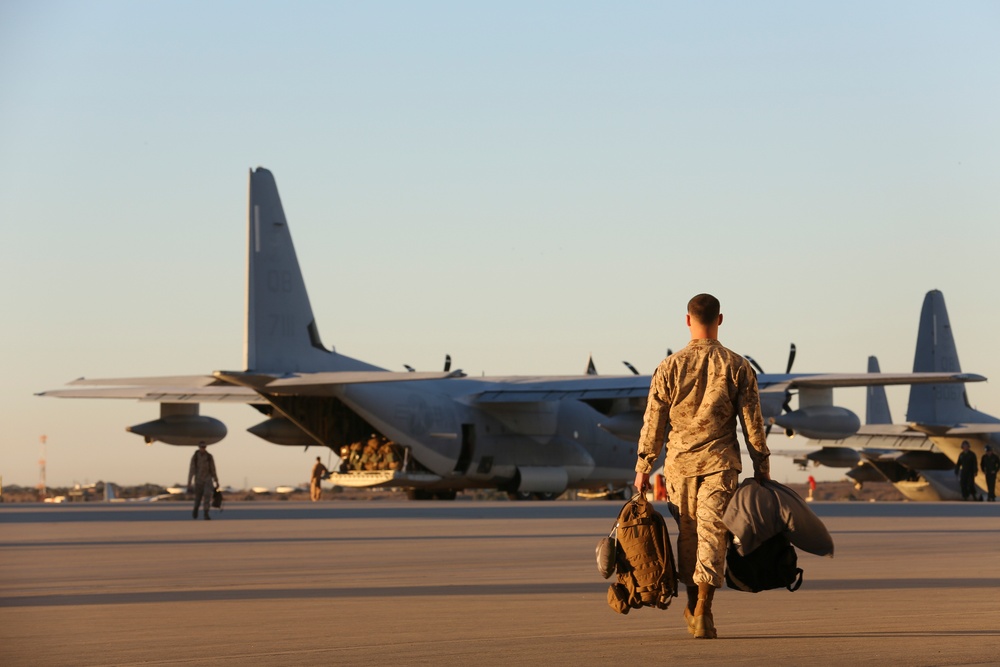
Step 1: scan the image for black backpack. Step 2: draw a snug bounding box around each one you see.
[725,532,803,593]
[599,495,678,614]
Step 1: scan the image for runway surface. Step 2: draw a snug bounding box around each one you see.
[3,500,1000,666]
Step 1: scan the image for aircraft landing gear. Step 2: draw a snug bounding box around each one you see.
[506,491,560,501]
[407,489,457,500]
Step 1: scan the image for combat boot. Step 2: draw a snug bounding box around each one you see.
[683,585,698,635]
[692,584,717,639]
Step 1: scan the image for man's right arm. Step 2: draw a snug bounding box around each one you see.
[635,364,670,477]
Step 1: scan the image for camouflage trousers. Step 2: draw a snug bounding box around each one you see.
[192,479,215,516]
[667,468,738,588]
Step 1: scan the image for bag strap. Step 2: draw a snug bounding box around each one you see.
[786,568,804,592]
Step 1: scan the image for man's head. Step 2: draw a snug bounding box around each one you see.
[316,456,321,462]
[961,441,970,451]
[688,293,721,325]
[198,443,207,450]
[986,445,993,452]
[686,293,722,338]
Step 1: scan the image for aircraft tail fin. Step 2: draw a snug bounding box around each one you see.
[104,482,117,502]
[865,356,892,424]
[246,168,380,374]
[905,290,975,424]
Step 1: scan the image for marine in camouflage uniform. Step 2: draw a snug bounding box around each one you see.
[981,445,999,502]
[310,456,329,501]
[360,437,382,470]
[347,441,364,471]
[380,441,403,471]
[955,441,979,501]
[188,443,220,520]
[634,294,770,639]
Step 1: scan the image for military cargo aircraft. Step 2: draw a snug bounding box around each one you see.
[796,290,1000,501]
[37,169,984,499]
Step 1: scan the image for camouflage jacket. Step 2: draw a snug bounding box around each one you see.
[311,461,329,481]
[188,450,218,486]
[982,452,1000,476]
[635,338,769,478]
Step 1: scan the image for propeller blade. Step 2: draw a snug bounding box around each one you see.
[443,354,451,372]
[622,361,639,375]
[744,355,765,375]
[403,364,415,372]
[585,356,598,375]
[785,343,797,374]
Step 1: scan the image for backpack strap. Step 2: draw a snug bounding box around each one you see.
[786,568,804,592]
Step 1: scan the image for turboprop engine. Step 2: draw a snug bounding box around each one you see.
[597,411,643,440]
[247,417,317,447]
[769,405,861,440]
[126,403,227,446]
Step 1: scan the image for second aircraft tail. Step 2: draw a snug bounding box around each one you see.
[905,290,980,424]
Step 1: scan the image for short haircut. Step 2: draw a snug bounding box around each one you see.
[687,293,721,325]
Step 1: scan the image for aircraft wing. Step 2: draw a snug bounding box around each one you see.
[472,372,984,403]
[473,375,652,403]
[64,375,228,387]
[211,369,466,395]
[37,370,467,402]
[41,369,980,405]
[909,423,1000,436]
[760,372,985,394]
[37,383,266,403]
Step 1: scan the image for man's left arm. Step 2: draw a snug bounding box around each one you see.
[738,365,770,481]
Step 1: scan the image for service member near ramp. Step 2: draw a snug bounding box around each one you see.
[633,293,770,640]
[188,443,220,520]
[955,441,979,501]
[980,445,999,502]
[310,456,329,502]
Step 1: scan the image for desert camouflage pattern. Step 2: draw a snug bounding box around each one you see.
[669,468,738,587]
[188,449,218,486]
[311,460,329,482]
[635,339,770,478]
[310,460,329,501]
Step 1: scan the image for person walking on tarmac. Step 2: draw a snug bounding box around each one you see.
[955,441,979,501]
[187,443,219,520]
[633,294,770,640]
[980,445,999,502]
[310,456,329,502]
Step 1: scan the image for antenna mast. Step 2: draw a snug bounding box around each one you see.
[37,435,47,500]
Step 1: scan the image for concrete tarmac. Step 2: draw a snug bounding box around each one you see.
[2,500,1000,667]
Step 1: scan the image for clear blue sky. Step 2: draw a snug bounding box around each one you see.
[2,1,998,489]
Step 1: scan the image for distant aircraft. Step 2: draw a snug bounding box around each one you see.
[797,290,1000,501]
[37,169,985,500]
[104,482,171,503]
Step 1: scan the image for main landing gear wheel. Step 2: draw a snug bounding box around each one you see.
[506,491,559,501]
[407,489,457,500]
